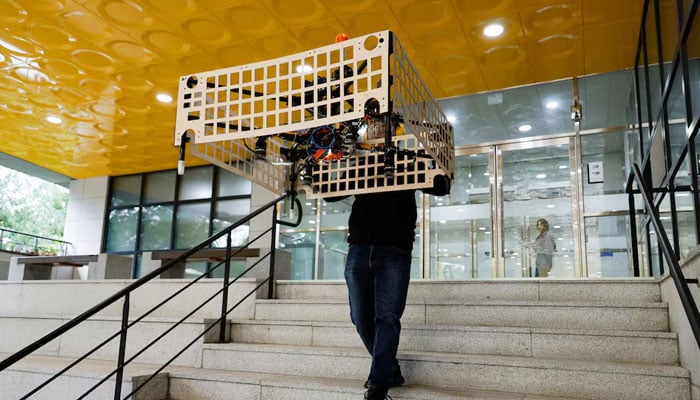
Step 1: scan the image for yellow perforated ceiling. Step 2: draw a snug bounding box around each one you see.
[0,0,643,179]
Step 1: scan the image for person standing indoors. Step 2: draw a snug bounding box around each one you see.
[533,218,556,277]
[328,177,449,400]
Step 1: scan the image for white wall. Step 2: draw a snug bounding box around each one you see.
[63,177,109,255]
[661,246,700,400]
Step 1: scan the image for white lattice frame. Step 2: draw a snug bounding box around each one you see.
[175,30,454,198]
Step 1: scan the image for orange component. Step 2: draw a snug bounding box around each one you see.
[335,33,349,42]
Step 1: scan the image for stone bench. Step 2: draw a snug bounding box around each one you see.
[141,248,290,286]
[8,254,132,281]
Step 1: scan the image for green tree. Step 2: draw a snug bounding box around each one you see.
[0,166,68,239]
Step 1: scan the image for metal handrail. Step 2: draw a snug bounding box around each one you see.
[631,163,700,349]
[0,227,70,256]
[0,193,302,399]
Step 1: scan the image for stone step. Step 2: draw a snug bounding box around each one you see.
[0,314,207,367]
[275,279,662,303]
[167,368,590,400]
[253,299,670,332]
[0,353,167,400]
[200,343,690,400]
[230,319,679,365]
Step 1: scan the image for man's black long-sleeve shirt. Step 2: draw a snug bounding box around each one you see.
[347,190,417,251]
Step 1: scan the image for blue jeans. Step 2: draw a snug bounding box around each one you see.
[344,244,411,389]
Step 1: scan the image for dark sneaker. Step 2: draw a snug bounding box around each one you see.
[364,387,391,400]
[363,364,404,389]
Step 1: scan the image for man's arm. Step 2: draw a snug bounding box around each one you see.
[421,174,451,197]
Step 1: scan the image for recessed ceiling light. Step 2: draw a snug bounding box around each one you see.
[446,114,456,123]
[546,204,555,208]
[296,64,313,74]
[559,165,567,169]
[483,23,504,38]
[46,115,62,124]
[546,101,559,109]
[536,173,547,179]
[156,93,173,103]
[518,124,532,132]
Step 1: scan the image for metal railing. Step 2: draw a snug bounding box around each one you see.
[629,163,700,350]
[0,193,301,399]
[0,227,70,256]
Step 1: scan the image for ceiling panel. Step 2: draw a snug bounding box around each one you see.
[0,0,644,179]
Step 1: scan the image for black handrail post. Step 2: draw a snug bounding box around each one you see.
[114,293,130,400]
[627,175,640,276]
[268,202,279,300]
[220,232,232,343]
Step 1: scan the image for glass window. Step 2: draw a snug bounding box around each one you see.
[110,175,141,207]
[319,197,350,280]
[178,166,213,200]
[280,231,316,280]
[585,215,634,278]
[688,9,700,121]
[430,153,492,279]
[580,70,635,130]
[105,207,139,252]
[139,205,173,250]
[438,78,574,146]
[175,202,211,249]
[318,230,347,279]
[143,171,176,204]
[216,169,252,197]
[582,131,631,212]
[212,198,250,247]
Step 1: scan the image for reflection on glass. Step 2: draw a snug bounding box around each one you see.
[212,199,250,247]
[319,231,347,279]
[216,169,252,197]
[430,152,492,279]
[430,220,474,279]
[140,205,173,250]
[585,215,633,277]
[143,171,175,204]
[175,202,211,249]
[579,70,635,130]
[178,166,213,200]
[280,192,318,280]
[320,198,350,280]
[106,207,139,251]
[110,175,141,207]
[280,231,315,280]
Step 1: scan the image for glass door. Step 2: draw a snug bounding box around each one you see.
[496,138,577,278]
[428,147,495,279]
[427,137,582,279]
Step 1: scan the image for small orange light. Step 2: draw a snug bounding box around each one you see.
[335,33,349,42]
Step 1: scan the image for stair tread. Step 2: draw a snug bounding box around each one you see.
[167,366,589,400]
[231,319,677,338]
[257,298,667,307]
[201,342,689,378]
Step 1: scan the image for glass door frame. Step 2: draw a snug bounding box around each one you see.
[444,135,587,278]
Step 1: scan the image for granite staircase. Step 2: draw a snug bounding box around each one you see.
[0,279,691,400]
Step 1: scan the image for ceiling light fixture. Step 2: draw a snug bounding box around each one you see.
[446,114,456,123]
[46,115,62,124]
[296,64,313,74]
[546,101,559,109]
[518,124,532,132]
[156,93,173,103]
[536,173,546,179]
[483,23,504,38]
